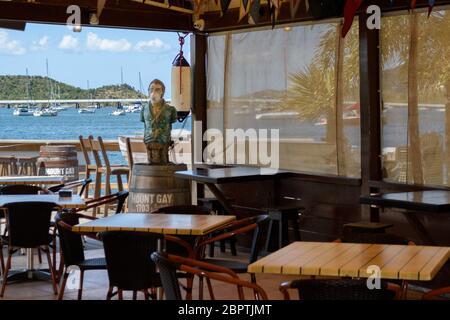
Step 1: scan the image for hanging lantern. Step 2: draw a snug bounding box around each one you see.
[171,33,191,121]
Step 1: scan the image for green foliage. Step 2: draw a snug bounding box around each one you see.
[0,75,147,100]
[280,23,359,121]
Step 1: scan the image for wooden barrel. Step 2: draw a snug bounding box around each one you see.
[128,163,190,213]
[38,145,79,182]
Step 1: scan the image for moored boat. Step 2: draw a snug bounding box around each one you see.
[78,108,96,114]
[33,108,58,117]
[13,107,34,116]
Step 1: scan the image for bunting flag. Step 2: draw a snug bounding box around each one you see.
[269,1,277,29]
[238,0,251,22]
[269,0,281,29]
[428,0,436,17]
[248,0,261,25]
[342,0,363,38]
[193,0,202,20]
[220,0,232,16]
[290,0,302,19]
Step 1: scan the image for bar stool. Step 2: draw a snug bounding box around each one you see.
[16,156,38,176]
[79,135,97,199]
[264,205,303,252]
[0,156,18,176]
[197,197,237,257]
[89,136,129,216]
[342,222,394,237]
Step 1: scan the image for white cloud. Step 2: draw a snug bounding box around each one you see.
[86,32,131,52]
[31,36,49,51]
[0,31,26,55]
[134,38,171,53]
[58,35,80,52]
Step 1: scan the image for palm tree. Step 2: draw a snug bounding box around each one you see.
[382,11,450,184]
[280,22,359,175]
[282,10,450,183]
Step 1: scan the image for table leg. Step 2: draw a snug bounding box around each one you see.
[402,211,436,245]
[205,183,236,214]
[4,248,52,283]
[27,248,34,279]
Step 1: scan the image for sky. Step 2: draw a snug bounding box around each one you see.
[0,23,190,96]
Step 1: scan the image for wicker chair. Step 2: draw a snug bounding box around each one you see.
[151,252,268,300]
[100,231,164,300]
[0,184,54,266]
[422,286,450,300]
[55,211,107,300]
[48,178,92,197]
[0,201,59,297]
[73,191,129,217]
[279,279,401,300]
[0,184,48,195]
[100,230,194,300]
[194,215,270,299]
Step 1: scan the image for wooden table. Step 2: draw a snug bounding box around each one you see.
[174,167,293,214]
[360,191,450,213]
[73,213,236,236]
[0,194,86,209]
[360,191,450,244]
[248,242,450,281]
[0,175,64,186]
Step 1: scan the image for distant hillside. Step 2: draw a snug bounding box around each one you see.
[0,75,147,100]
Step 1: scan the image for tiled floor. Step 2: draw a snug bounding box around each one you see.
[0,240,429,300]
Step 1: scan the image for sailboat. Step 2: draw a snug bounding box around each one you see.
[33,108,57,117]
[13,68,35,116]
[13,107,33,116]
[37,58,58,117]
[79,80,96,114]
[79,107,96,114]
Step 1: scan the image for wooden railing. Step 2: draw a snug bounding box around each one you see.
[0,139,125,192]
[0,139,120,153]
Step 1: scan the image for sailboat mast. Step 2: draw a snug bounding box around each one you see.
[139,72,143,95]
[25,68,31,104]
[46,58,53,107]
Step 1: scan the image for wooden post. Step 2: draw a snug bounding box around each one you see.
[190,33,208,200]
[446,81,450,185]
[335,23,347,176]
[407,13,424,185]
[359,9,382,222]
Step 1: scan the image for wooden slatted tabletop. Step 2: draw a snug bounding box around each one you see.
[247,242,450,281]
[72,213,236,236]
[0,194,86,209]
[0,175,64,186]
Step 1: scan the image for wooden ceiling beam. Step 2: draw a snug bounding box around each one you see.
[0,0,193,31]
[203,0,450,33]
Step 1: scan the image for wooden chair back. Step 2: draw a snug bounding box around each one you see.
[79,135,93,166]
[88,136,110,170]
[125,137,147,169]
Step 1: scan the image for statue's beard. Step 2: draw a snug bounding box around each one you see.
[150,93,162,105]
